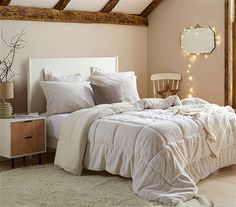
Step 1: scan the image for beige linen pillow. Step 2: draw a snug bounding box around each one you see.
[89,75,140,102]
[43,68,84,82]
[40,81,95,115]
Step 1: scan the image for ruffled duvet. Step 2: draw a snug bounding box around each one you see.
[55,96,236,205]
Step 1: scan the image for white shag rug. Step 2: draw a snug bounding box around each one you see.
[0,164,213,207]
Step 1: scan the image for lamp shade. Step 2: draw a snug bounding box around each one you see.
[0,82,14,99]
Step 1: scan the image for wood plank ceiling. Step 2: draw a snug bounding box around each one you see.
[0,0,163,26]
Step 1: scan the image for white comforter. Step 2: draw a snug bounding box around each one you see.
[55,96,236,205]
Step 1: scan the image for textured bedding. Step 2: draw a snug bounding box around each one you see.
[55,97,236,205]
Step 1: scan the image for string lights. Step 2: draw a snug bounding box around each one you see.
[182,26,221,98]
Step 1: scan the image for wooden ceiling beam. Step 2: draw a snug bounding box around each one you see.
[101,0,119,13]
[54,0,71,10]
[0,6,148,26]
[0,0,11,6]
[140,0,162,17]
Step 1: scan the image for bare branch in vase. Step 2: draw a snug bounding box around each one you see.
[0,29,26,82]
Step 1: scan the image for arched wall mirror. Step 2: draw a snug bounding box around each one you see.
[181,25,216,54]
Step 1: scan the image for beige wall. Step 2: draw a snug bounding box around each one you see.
[0,0,226,112]
[0,20,148,112]
[148,0,225,105]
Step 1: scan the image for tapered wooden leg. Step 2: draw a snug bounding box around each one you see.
[38,154,42,165]
[23,156,26,166]
[11,158,14,169]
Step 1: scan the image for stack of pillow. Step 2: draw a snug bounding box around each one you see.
[89,67,140,105]
[40,68,140,115]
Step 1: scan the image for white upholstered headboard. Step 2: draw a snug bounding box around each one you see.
[27,56,118,113]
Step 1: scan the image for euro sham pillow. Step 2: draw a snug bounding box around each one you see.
[90,68,140,102]
[91,67,135,77]
[40,81,95,115]
[90,82,123,105]
[43,68,84,82]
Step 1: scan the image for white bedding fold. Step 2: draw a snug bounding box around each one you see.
[55,101,145,174]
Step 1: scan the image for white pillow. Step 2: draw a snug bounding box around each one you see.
[90,68,140,102]
[43,68,84,82]
[40,81,95,115]
[91,67,135,77]
[89,75,140,102]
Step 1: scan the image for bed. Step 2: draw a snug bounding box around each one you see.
[28,57,236,206]
[27,57,118,148]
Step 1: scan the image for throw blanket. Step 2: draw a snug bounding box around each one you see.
[55,96,236,205]
[170,103,235,157]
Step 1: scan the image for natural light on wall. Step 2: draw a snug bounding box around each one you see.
[180,25,219,98]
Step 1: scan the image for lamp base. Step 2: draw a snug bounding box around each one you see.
[0,102,13,118]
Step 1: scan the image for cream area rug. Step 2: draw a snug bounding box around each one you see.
[0,164,213,207]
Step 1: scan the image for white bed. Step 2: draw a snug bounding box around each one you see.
[28,57,236,206]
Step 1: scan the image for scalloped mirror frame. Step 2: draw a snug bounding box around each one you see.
[181,25,216,54]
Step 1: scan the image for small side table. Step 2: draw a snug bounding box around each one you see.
[0,117,46,168]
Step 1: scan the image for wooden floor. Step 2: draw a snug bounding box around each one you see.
[198,164,236,207]
[0,153,236,207]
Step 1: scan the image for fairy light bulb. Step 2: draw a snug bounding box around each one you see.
[188,64,191,68]
[216,35,221,41]
[190,55,197,63]
[189,76,193,81]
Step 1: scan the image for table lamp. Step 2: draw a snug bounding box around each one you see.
[0,82,14,118]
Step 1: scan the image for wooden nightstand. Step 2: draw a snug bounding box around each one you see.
[0,117,46,168]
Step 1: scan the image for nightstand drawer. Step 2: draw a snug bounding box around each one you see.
[11,120,45,156]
